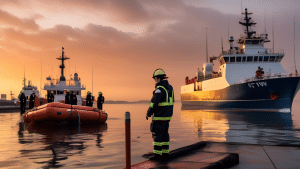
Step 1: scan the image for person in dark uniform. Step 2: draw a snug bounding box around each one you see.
[29,91,36,109]
[71,92,77,105]
[70,91,74,104]
[256,66,262,79]
[97,92,105,110]
[65,90,71,104]
[47,91,54,103]
[50,91,55,102]
[146,68,174,161]
[86,91,93,107]
[19,91,26,114]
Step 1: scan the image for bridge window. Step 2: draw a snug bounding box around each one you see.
[245,40,251,44]
[242,56,246,62]
[247,56,253,62]
[259,56,263,62]
[253,56,258,62]
[269,56,275,62]
[252,40,259,44]
[275,56,283,62]
[236,56,241,62]
[230,57,235,62]
[264,56,269,62]
[277,55,283,62]
[224,57,229,63]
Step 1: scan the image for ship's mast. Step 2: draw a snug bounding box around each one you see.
[23,67,26,89]
[56,47,70,81]
[206,28,208,63]
[239,8,257,39]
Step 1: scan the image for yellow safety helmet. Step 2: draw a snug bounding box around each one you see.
[152,68,168,78]
[21,91,24,94]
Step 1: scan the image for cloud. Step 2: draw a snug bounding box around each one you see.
[0,9,40,31]
[1,1,300,101]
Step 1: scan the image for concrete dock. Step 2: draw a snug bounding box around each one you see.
[130,142,300,169]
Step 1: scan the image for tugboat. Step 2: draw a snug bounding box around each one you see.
[181,8,300,112]
[44,47,86,105]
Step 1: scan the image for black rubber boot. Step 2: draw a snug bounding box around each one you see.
[149,154,162,161]
[162,153,169,160]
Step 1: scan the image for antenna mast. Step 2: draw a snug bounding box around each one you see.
[239,8,257,39]
[206,28,208,63]
[241,0,242,14]
[92,68,94,95]
[40,59,42,96]
[294,15,297,75]
[23,66,26,89]
[221,36,224,52]
[228,17,229,40]
[272,13,274,53]
[56,47,70,81]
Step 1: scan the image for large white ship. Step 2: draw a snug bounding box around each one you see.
[44,47,86,105]
[181,8,300,112]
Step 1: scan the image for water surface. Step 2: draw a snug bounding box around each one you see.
[1,101,300,168]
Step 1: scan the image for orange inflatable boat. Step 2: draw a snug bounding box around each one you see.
[23,102,107,125]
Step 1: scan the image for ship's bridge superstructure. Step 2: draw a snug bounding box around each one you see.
[44,47,86,104]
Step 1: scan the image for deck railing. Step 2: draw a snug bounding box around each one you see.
[239,72,299,84]
[221,48,284,55]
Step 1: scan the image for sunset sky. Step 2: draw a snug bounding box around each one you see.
[0,0,299,101]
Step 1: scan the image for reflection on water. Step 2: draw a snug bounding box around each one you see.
[181,109,300,146]
[17,120,107,168]
[181,110,229,142]
[2,102,300,168]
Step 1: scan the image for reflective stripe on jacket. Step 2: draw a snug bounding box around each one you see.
[150,85,174,108]
[149,84,174,121]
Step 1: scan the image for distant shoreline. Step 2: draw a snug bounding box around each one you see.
[104,100,181,104]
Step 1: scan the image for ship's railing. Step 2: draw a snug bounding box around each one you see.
[44,79,82,87]
[185,73,222,85]
[198,73,222,82]
[239,72,299,83]
[221,48,284,56]
[221,49,242,55]
[265,48,284,54]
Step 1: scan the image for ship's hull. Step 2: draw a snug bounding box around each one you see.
[181,77,300,112]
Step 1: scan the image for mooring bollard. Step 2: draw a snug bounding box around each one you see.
[125,112,131,169]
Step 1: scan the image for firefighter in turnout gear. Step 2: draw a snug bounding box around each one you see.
[47,91,54,103]
[65,90,71,104]
[19,91,26,114]
[29,91,36,109]
[97,92,105,110]
[146,68,174,161]
[71,91,77,105]
[86,91,93,107]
